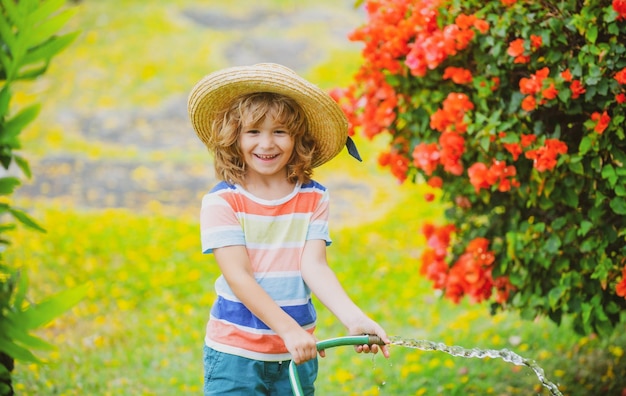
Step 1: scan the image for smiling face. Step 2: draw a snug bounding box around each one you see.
[238,109,296,186]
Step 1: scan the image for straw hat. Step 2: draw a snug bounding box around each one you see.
[187,63,360,168]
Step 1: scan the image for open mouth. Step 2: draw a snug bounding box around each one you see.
[255,154,279,160]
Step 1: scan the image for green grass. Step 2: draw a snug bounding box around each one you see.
[9,189,626,395]
[9,0,626,395]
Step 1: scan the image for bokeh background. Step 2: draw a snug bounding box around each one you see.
[8,0,625,395]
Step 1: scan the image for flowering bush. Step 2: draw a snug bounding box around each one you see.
[335,0,626,335]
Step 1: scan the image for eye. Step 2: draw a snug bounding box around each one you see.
[274,129,288,135]
[245,129,260,134]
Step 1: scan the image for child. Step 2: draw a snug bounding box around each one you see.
[188,63,390,395]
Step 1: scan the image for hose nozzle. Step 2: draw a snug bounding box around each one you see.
[367,335,385,346]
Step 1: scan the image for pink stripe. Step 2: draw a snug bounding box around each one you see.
[207,320,315,354]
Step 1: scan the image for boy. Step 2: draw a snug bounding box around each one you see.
[188,63,390,395]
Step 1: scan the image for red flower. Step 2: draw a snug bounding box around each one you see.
[519,77,542,95]
[591,111,611,134]
[570,80,586,99]
[542,83,558,100]
[474,19,490,34]
[616,266,626,298]
[427,176,443,188]
[430,92,474,134]
[494,276,514,304]
[501,0,517,5]
[614,0,626,20]
[422,223,456,258]
[507,38,525,57]
[468,162,491,192]
[412,143,441,175]
[530,34,542,50]
[443,66,473,84]
[491,76,501,91]
[378,150,410,183]
[561,68,573,82]
[439,131,465,175]
[615,67,626,85]
[469,160,518,193]
[521,95,537,111]
[521,134,537,147]
[443,237,498,304]
[617,93,626,104]
[503,142,523,161]
[420,248,448,289]
[524,138,568,172]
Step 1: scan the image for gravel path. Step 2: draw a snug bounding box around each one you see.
[17,4,378,227]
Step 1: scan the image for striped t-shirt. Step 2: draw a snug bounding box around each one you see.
[200,180,331,361]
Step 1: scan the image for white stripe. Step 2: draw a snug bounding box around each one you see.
[240,212,310,222]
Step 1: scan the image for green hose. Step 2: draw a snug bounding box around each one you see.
[289,335,384,396]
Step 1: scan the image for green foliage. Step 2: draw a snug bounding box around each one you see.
[0,269,87,363]
[339,0,626,335]
[0,0,82,393]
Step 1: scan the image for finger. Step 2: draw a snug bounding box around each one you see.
[381,344,391,358]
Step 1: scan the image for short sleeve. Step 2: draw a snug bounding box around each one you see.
[200,193,245,254]
[306,187,332,246]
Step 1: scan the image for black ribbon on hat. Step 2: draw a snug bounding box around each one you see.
[346,136,362,162]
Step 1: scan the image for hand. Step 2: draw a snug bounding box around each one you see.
[347,316,391,358]
[282,327,319,364]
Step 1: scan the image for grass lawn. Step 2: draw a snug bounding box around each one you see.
[7,0,626,395]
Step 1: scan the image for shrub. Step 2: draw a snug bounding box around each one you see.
[1,1,84,394]
[334,0,626,336]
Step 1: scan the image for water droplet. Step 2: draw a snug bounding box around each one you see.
[390,336,563,396]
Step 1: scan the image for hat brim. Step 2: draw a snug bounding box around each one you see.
[187,63,348,168]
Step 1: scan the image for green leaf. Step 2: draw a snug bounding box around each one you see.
[545,233,561,254]
[601,164,617,187]
[0,103,41,145]
[0,177,20,195]
[16,283,89,330]
[8,208,46,232]
[23,8,76,49]
[27,0,66,26]
[548,287,564,309]
[0,12,17,51]
[577,220,593,236]
[0,85,10,117]
[579,136,593,154]
[0,334,41,363]
[588,22,599,41]
[12,155,31,179]
[561,188,579,208]
[609,197,626,215]
[479,135,490,151]
[22,31,80,69]
[568,160,584,175]
[2,318,54,351]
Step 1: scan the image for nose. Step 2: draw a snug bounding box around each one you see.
[259,131,276,148]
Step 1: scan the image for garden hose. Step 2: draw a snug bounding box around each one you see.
[289,335,385,396]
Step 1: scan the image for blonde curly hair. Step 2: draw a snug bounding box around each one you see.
[208,92,316,186]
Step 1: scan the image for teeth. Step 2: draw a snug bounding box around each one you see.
[257,154,277,159]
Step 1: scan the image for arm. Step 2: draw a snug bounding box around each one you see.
[300,239,390,357]
[213,245,318,364]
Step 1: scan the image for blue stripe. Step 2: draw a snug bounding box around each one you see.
[209,181,236,193]
[301,180,326,191]
[211,296,316,329]
[257,276,309,301]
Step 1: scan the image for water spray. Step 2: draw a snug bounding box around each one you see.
[289,335,563,396]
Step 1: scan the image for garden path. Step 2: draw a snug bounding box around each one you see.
[16,3,394,228]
